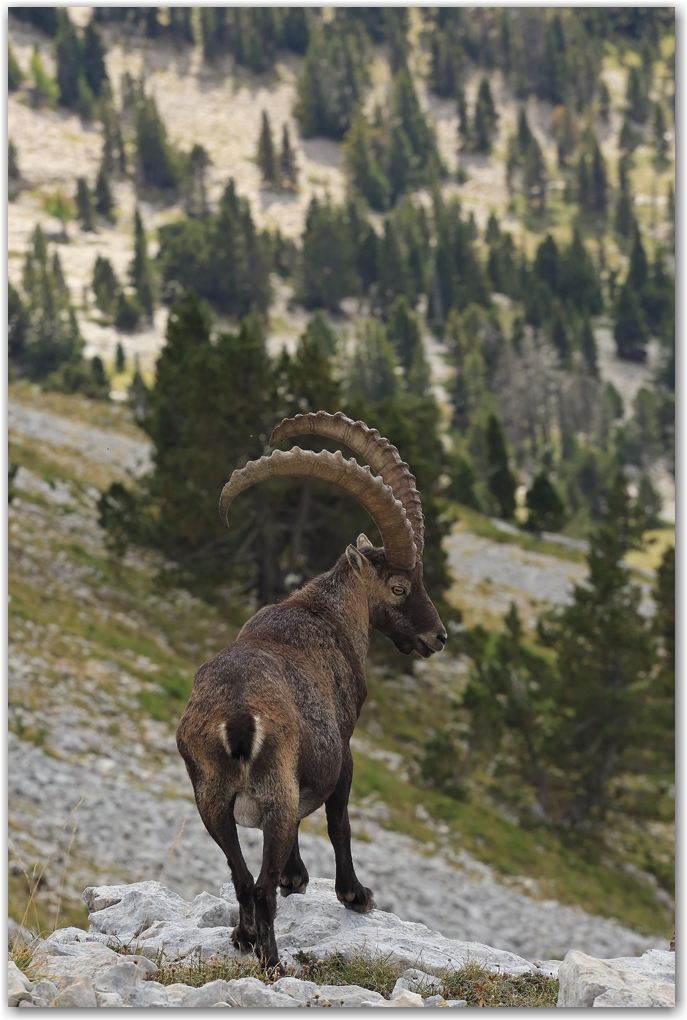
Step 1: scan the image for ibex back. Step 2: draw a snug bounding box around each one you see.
[176,412,447,968]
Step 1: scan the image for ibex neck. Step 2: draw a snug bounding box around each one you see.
[291,557,370,664]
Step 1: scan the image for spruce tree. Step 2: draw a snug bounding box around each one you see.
[298,196,359,311]
[590,140,608,215]
[294,21,369,140]
[486,413,516,518]
[29,46,59,108]
[343,109,389,211]
[115,341,126,374]
[615,155,635,237]
[8,41,23,92]
[627,224,649,292]
[580,317,598,376]
[55,9,85,110]
[472,77,498,153]
[279,124,298,189]
[135,93,180,190]
[652,102,668,160]
[185,143,211,216]
[83,19,108,97]
[537,472,656,823]
[94,160,114,219]
[256,110,277,187]
[130,207,155,318]
[614,282,647,362]
[20,225,84,378]
[8,139,20,181]
[387,294,420,372]
[75,177,95,231]
[406,338,432,397]
[347,319,399,404]
[525,471,565,532]
[626,65,649,123]
[92,255,119,315]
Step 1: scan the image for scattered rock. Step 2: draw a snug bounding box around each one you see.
[557,948,675,1007]
[53,976,98,1008]
[364,989,425,1007]
[29,979,58,1007]
[7,961,33,1007]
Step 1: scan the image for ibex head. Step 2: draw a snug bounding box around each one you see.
[219,411,447,657]
[346,534,446,657]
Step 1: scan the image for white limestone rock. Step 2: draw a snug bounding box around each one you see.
[83,877,537,978]
[557,949,675,1007]
[8,961,33,1007]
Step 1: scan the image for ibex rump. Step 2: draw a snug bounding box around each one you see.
[176,412,447,968]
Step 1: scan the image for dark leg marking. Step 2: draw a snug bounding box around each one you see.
[325,746,376,913]
[279,826,310,897]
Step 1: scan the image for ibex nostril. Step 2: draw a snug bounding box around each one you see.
[437,632,447,645]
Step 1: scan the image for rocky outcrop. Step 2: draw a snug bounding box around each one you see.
[8,878,674,1007]
[557,948,675,1007]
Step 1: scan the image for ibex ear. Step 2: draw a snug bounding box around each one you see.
[356,533,374,550]
[346,544,369,579]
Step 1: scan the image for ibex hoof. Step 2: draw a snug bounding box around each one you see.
[279,872,309,897]
[231,925,257,953]
[337,885,376,913]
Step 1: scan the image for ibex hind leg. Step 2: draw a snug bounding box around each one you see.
[325,747,376,913]
[254,799,300,970]
[194,790,257,952]
[279,825,310,897]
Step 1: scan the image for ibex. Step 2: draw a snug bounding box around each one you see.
[177,411,447,968]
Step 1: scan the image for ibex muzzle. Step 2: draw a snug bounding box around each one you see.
[177,412,446,969]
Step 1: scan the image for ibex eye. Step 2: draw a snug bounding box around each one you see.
[392,586,405,596]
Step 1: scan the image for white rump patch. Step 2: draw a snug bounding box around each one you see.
[217,715,264,760]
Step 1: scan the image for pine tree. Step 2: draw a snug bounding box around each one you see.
[406,337,432,397]
[130,207,155,318]
[537,472,656,823]
[8,41,23,91]
[626,64,649,123]
[279,124,298,189]
[560,229,602,315]
[347,319,399,405]
[294,21,369,140]
[29,46,59,108]
[590,139,608,215]
[94,160,114,219]
[525,471,565,532]
[92,255,119,315]
[55,8,85,110]
[83,19,108,97]
[614,282,647,362]
[615,155,635,237]
[256,110,277,187]
[387,294,420,372]
[627,225,649,292]
[580,317,598,376]
[486,414,516,518]
[139,290,275,589]
[652,102,668,160]
[472,77,498,153]
[20,225,84,378]
[75,177,95,232]
[115,341,126,374]
[135,94,181,190]
[185,143,211,216]
[8,139,20,181]
[298,196,359,311]
[169,7,194,45]
[343,109,390,211]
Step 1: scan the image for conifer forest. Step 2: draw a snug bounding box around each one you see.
[8,8,675,947]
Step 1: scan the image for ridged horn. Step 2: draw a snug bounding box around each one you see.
[219,448,417,570]
[270,411,425,556]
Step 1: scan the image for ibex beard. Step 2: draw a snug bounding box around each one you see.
[176,412,447,969]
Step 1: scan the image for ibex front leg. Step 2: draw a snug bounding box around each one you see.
[279,824,310,897]
[325,746,376,913]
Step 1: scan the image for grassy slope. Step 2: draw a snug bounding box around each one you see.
[8,388,673,941]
